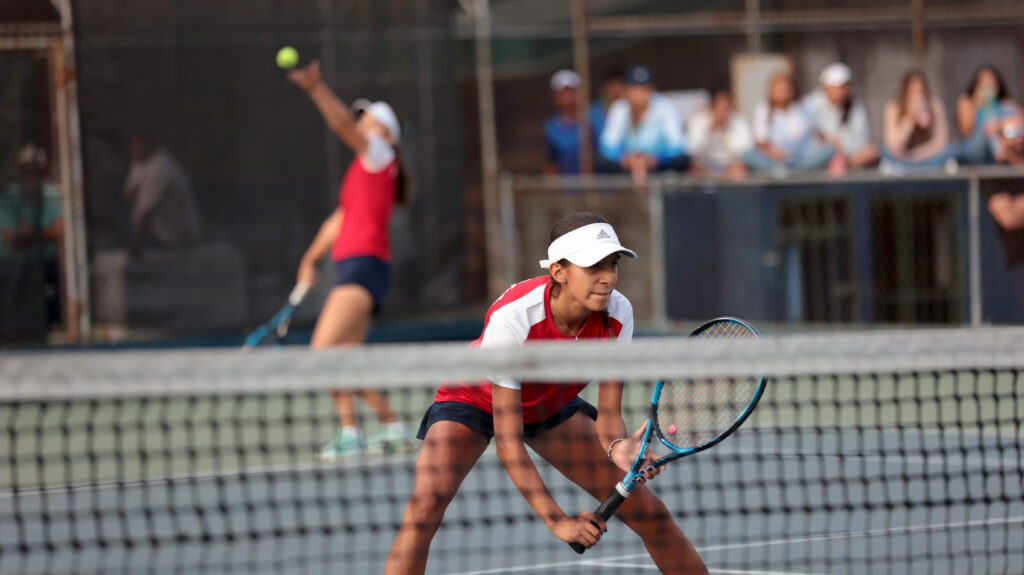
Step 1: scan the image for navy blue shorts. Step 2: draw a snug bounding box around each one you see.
[334,256,391,313]
[416,397,597,441]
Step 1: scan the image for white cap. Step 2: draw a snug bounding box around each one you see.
[820,63,852,87]
[550,69,580,92]
[353,100,401,144]
[539,223,638,269]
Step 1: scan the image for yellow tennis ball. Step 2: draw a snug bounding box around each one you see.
[276,46,299,70]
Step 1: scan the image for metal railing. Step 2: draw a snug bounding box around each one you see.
[500,166,1024,329]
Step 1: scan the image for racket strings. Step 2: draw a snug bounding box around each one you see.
[657,320,760,450]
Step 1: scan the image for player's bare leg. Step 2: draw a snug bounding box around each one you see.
[386,422,489,574]
[527,412,708,575]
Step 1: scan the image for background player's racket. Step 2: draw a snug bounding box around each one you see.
[570,317,766,554]
[241,283,311,349]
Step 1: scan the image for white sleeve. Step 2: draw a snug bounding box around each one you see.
[599,100,629,160]
[614,304,630,339]
[752,102,770,144]
[479,319,524,389]
[687,112,710,155]
[848,103,871,151]
[359,135,396,173]
[730,115,754,153]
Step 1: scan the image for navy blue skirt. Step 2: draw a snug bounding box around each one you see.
[416,397,597,441]
[334,256,391,313]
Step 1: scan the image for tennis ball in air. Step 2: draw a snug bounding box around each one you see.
[276,46,299,70]
[667,424,678,435]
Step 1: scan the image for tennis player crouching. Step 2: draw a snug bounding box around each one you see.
[385,213,707,574]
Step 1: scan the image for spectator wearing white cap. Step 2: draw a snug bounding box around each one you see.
[288,60,414,460]
[599,65,689,185]
[544,69,603,175]
[803,63,879,174]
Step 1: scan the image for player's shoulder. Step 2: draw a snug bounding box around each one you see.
[607,289,633,321]
[487,276,549,326]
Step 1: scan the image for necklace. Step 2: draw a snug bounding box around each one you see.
[551,304,589,340]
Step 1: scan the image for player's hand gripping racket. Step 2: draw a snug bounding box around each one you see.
[569,317,766,554]
[241,283,311,349]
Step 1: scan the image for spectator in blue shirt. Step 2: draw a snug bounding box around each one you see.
[543,69,601,175]
[599,65,689,185]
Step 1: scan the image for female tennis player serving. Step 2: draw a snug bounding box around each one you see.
[288,61,413,460]
[386,213,707,574]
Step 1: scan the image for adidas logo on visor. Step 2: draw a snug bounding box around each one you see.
[596,230,611,240]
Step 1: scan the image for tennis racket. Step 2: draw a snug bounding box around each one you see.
[569,317,766,554]
[241,282,311,348]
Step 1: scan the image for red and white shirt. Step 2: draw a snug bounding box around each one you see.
[434,275,634,422]
[331,135,398,263]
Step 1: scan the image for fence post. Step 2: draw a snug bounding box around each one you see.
[498,173,516,289]
[968,175,982,327]
[649,180,668,330]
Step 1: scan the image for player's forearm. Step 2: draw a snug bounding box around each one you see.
[307,85,367,154]
[596,382,628,448]
[302,210,341,264]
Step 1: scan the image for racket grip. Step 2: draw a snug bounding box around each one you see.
[569,483,629,555]
[289,282,311,306]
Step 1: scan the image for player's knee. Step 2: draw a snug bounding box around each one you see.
[405,489,455,531]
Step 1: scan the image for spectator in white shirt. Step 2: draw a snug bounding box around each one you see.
[803,63,879,174]
[744,72,834,174]
[123,134,201,258]
[688,89,752,179]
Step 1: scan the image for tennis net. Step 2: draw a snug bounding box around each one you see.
[2,328,1023,574]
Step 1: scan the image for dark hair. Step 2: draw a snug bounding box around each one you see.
[602,68,625,84]
[548,212,613,330]
[965,64,1009,101]
[897,69,932,119]
[394,148,412,207]
[549,211,608,245]
[840,95,853,126]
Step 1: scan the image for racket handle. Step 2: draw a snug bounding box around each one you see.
[289,282,311,306]
[569,483,629,554]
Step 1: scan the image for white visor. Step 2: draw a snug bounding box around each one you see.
[539,223,638,269]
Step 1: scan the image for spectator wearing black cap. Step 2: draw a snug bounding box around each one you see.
[598,65,689,185]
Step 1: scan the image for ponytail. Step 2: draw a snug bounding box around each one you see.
[394,148,412,207]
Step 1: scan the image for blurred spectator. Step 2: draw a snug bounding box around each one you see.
[957,65,1019,164]
[123,134,201,258]
[988,112,1024,306]
[0,144,63,332]
[882,70,955,171]
[599,65,689,185]
[994,112,1024,165]
[804,63,879,174]
[543,69,602,175]
[687,89,752,179]
[1,145,62,259]
[745,72,834,174]
[590,68,625,145]
[988,188,1024,306]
